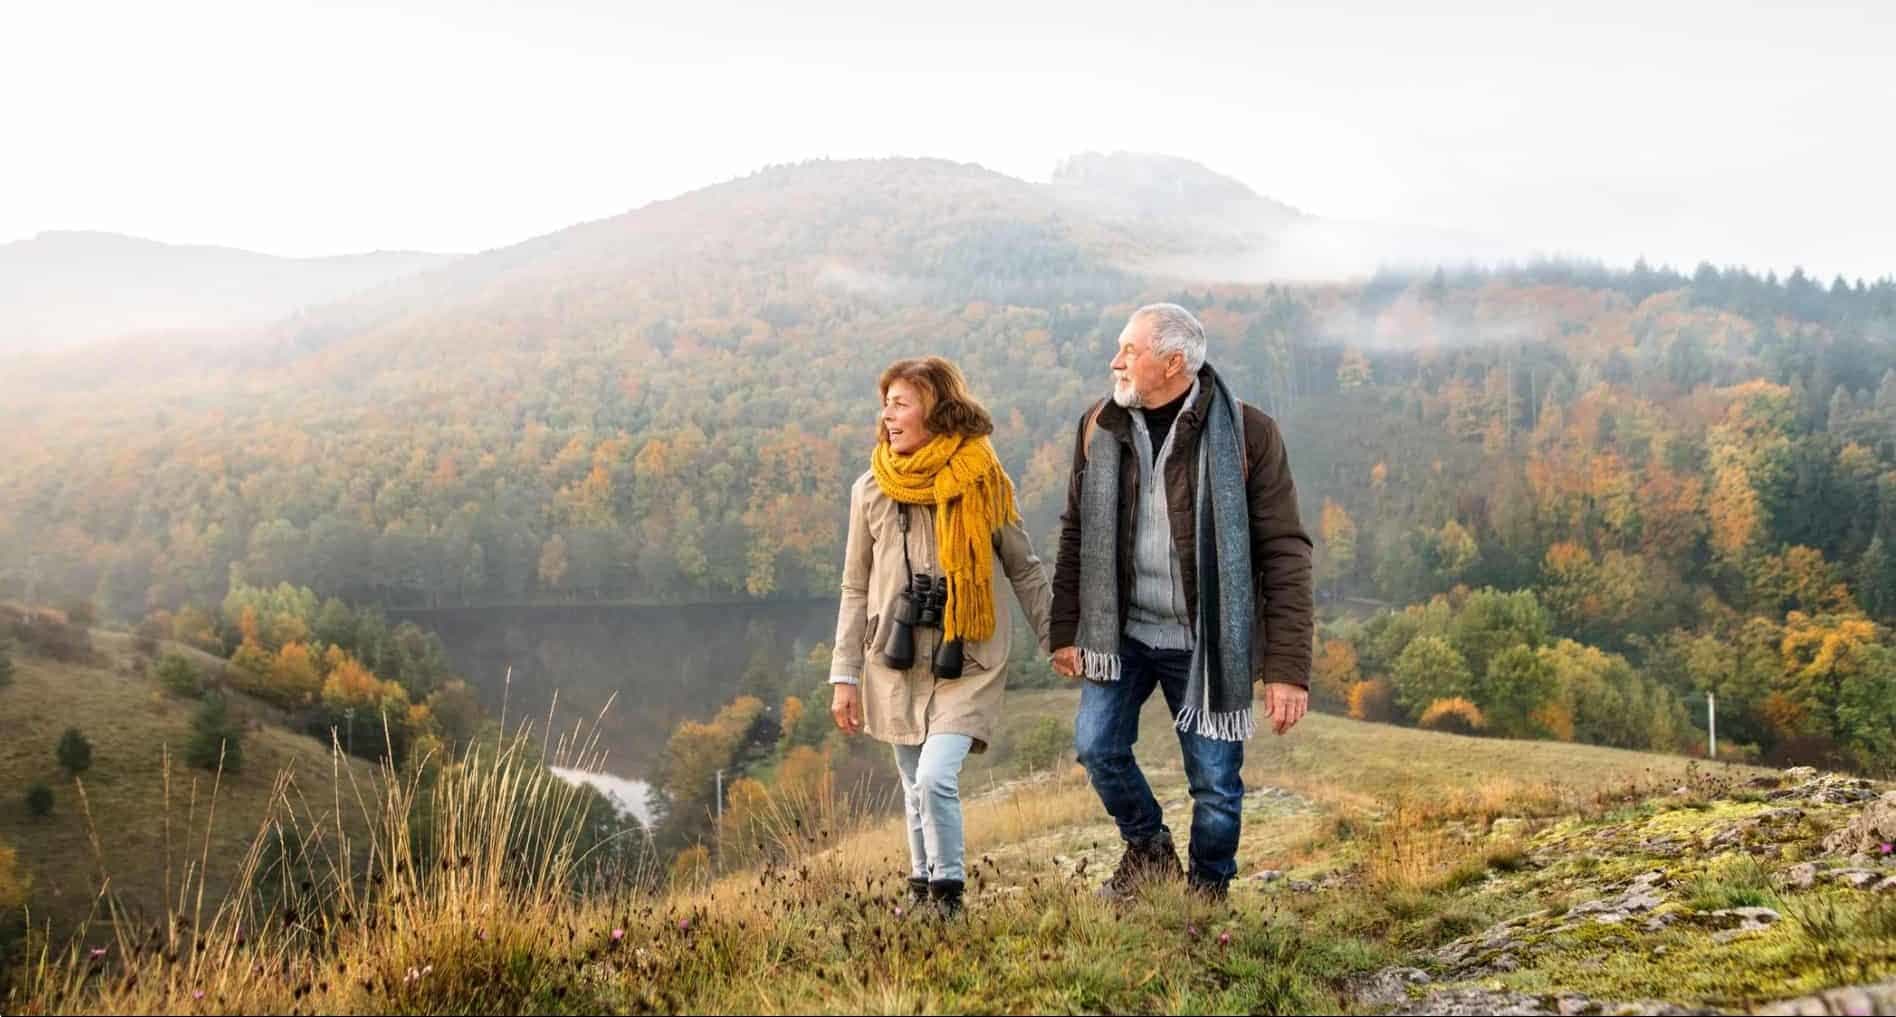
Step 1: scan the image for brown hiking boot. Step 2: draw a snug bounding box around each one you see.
[1097,829,1183,901]
[1186,871,1230,904]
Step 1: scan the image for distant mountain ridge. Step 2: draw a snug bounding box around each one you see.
[0,229,457,352]
[3,152,1509,358]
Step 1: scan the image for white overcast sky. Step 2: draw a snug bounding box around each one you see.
[5,0,1891,278]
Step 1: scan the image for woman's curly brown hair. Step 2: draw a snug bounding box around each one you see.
[877,356,994,444]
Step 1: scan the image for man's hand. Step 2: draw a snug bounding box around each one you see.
[1051,646,1082,679]
[830,683,864,734]
[1262,682,1308,735]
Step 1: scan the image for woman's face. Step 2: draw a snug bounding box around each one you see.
[882,379,932,455]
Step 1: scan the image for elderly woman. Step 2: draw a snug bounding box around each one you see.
[829,356,1052,917]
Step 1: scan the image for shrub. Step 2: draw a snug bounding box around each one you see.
[1347,678,1395,723]
[1014,716,1072,773]
[155,652,204,698]
[1419,697,1486,735]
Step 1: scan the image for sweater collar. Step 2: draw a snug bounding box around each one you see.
[1097,363,1220,438]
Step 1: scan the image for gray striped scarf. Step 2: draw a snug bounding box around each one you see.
[1075,370,1256,741]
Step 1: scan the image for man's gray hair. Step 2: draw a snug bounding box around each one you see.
[1131,303,1208,374]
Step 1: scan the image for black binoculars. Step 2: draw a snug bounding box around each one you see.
[880,573,964,679]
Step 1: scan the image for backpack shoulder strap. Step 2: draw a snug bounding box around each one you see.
[1080,398,1107,465]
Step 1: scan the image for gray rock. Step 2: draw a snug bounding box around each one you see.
[1385,988,1722,1017]
[1388,987,1550,1016]
[1707,820,1758,848]
[1786,862,1819,889]
[1642,912,1681,932]
[1554,993,1595,1015]
[1698,906,1779,933]
[1251,868,1283,882]
[1638,836,1686,858]
[1831,868,1882,889]
[1753,976,1896,1016]
[1770,773,1878,807]
[1621,890,1665,913]
[1562,871,1670,928]
[1287,879,1317,893]
[1346,965,1431,1009]
[1822,790,1896,855]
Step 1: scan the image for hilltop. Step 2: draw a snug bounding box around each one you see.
[13,682,1894,1014]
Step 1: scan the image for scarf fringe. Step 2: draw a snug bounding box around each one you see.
[1079,648,1121,682]
[1174,706,1255,743]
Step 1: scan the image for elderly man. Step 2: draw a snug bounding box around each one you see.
[1050,302,1313,902]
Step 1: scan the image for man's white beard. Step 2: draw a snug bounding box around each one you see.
[1112,378,1142,408]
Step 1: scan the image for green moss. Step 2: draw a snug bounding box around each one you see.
[1641,798,1764,838]
[1495,920,1896,1009]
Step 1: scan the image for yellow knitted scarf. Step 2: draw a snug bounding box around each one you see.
[870,433,1020,643]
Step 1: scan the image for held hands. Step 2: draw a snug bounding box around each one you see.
[1262,682,1308,735]
[830,683,864,735]
[1051,646,1082,679]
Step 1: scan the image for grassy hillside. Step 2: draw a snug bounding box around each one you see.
[0,631,381,937]
[15,678,1893,1014]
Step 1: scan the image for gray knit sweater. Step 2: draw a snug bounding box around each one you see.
[1123,380,1199,650]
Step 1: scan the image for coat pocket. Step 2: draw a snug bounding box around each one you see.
[960,638,995,675]
[864,614,880,655]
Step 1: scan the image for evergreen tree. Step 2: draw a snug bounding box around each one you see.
[185,693,244,773]
[55,727,92,775]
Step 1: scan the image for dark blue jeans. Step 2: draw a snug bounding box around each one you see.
[1073,636,1245,883]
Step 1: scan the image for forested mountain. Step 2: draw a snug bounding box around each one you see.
[2,155,1893,770]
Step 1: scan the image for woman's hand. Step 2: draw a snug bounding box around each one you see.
[830,683,864,735]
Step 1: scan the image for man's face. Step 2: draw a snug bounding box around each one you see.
[1110,320,1181,408]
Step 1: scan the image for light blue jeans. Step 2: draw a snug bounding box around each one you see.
[892,733,974,882]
